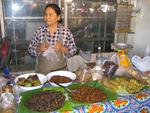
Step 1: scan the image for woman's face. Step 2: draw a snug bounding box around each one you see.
[44,7,60,26]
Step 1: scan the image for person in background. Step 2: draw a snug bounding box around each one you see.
[28,4,77,74]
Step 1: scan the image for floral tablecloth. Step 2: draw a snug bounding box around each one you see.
[56,89,150,113]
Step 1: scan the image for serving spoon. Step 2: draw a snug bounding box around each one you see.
[54,82,72,94]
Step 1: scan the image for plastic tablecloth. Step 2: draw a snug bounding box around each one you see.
[16,89,149,113]
[53,89,150,113]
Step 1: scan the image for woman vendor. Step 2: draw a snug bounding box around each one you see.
[28,4,77,74]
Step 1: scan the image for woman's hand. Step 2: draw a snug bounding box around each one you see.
[53,42,68,53]
[36,42,49,52]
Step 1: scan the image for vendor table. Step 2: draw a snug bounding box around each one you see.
[15,86,150,113]
[9,72,149,113]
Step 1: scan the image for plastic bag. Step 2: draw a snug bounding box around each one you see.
[132,55,150,72]
[0,77,9,95]
[102,61,118,77]
[144,45,150,57]
[92,65,103,81]
[42,47,59,61]
[82,66,93,82]
[0,93,16,113]
[75,65,92,82]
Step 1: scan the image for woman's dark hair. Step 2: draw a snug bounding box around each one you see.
[44,4,62,23]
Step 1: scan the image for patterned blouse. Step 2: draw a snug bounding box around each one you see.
[28,24,77,58]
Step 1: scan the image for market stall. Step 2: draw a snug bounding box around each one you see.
[0,50,150,113]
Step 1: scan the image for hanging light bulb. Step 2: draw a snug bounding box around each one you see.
[45,0,48,4]
[101,4,108,13]
[32,2,37,8]
[12,3,20,12]
[66,0,73,3]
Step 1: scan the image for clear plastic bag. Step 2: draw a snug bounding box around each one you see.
[42,47,59,61]
[0,77,9,95]
[82,66,92,82]
[0,93,16,113]
[75,65,92,82]
[92,65,103,80]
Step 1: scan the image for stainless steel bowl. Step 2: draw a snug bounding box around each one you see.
[111,43,133,50]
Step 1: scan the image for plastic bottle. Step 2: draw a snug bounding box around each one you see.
[144,45,150,57]
[96,46,106,66]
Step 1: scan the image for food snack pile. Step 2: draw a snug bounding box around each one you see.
[17,74,41,87]
[27,90,65,112]
[50,75,72,83]
[69,86,106,103]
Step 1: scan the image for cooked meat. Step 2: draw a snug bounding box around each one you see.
[70,86,106,103]
[27,74,39,82]
[27,90,65,112]
[17,74,41,87]
[50,75,72,83]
